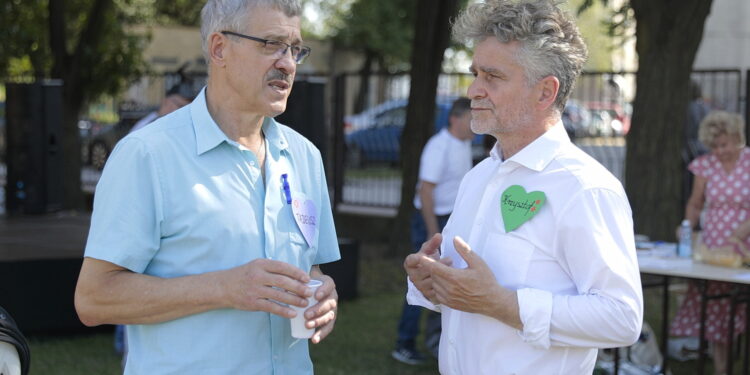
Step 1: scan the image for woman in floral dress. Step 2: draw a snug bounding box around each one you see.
[670,110,750,375]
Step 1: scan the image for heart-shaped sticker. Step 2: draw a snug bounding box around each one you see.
[500,185,546,232]
[292,198,318,247]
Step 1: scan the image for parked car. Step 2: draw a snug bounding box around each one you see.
[562,100,592,138]
[344,97,484,167]
[585,101,631,136]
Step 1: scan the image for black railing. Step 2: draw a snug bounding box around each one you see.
[331,69,746,211]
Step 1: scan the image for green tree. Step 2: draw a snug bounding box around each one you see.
[391,0,463,253]
[582,0,713,240]
[626,0,713,241]
[0,0,149,209]
[1,0,203,210]
[330,0,416,112]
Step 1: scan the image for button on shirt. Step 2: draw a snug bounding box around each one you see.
[407,123,643,375]
[85,88,340,375]
[413,128,473,215]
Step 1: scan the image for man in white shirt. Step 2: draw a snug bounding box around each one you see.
[392,97,474,364]
[404,1,644,374]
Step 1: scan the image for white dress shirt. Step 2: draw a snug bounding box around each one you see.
[414,128,473,215]
[407,122,643,375]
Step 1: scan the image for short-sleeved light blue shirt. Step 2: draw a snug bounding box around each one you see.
[85,88,340,374]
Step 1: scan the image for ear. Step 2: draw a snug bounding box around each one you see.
[208,32,228,68]
[535,75,559,111]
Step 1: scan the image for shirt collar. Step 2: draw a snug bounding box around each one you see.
[191,87,290,156]
[262,116,290,159]
[192,88,228,155]
[490,121,570,172]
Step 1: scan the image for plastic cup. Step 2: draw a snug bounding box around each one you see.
[290,279,323,339]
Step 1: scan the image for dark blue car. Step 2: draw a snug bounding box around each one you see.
[345,97,482,167]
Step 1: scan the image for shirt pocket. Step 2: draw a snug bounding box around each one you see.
[482,233,535,290]
[287,190,318,250]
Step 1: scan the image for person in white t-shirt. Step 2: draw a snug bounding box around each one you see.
[404,1,643,373]
[392,97,474,365]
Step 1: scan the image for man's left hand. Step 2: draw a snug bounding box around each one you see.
[426,237,510,319]
[304,273,337,344]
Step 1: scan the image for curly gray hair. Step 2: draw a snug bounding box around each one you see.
[452,0,588,111]
[200,0,302,61]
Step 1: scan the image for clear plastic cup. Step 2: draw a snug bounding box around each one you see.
[290,279,323,339]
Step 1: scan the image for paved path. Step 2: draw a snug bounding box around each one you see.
[0,211,90,262]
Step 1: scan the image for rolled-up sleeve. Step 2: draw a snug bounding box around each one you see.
[518,188,643,349]
[517,288,553,349]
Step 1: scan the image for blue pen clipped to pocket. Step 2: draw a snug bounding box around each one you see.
[281,173,292,204]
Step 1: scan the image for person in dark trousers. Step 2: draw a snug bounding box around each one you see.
[392,97,474,365]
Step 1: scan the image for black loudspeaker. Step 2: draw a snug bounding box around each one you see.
[275,79,327,164]
[320,238,359,300]
[0,258,86,333]
[5,81,64,214]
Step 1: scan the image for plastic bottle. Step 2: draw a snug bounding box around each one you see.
[678,219,692,258]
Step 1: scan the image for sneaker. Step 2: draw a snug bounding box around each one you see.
[391,347,426,365]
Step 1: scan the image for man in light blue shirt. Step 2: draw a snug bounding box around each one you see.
[74,1,340,373]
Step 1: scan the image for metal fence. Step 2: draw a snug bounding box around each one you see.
[332,69,745,210]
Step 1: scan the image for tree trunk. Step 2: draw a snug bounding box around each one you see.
[626,0,713,240]
[390,0,460,255]
[354,49,375,114]
[49,0,112,210]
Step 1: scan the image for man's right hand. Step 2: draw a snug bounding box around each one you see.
[221,258,312,319]
[404,233,452,303]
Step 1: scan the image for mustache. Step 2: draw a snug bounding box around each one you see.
[471,99,493,109]
[266,69,292,84]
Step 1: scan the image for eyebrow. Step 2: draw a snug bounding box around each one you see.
[469,64,507,78]
[263,33,302,45]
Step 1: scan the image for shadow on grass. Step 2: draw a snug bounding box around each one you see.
[29,242,741,374]
[26,242,439,375]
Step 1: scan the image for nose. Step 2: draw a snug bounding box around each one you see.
[274,48,297,75]
[467,78,485,99]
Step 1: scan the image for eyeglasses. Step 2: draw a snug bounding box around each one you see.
[221,31,311,64]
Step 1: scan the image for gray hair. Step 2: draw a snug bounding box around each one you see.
[698,110,746,147]
[452,0,588,111]
[200,0,302,60]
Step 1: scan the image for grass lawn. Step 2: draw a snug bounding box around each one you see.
[23,243,746,374]
[27,290,439,375]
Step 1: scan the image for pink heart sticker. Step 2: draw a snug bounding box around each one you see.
[291,198,317,247]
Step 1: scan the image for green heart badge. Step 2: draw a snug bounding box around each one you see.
[501,185,546,232]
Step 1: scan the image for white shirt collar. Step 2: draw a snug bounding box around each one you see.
[489,121,570,172]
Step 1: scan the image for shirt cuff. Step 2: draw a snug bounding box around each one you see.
[517,288,553,349]
[406,277,441,312]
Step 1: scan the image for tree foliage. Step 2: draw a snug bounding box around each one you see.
[330,0,416,71]
[391,0,462,253]
[0,0,202,209]
[581,0,714,240]
[152,0,204,26]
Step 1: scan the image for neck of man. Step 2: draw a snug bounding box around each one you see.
[205,79,265,149]
[494,114,559,161]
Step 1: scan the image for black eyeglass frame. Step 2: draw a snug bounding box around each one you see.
[220,31,311,64]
